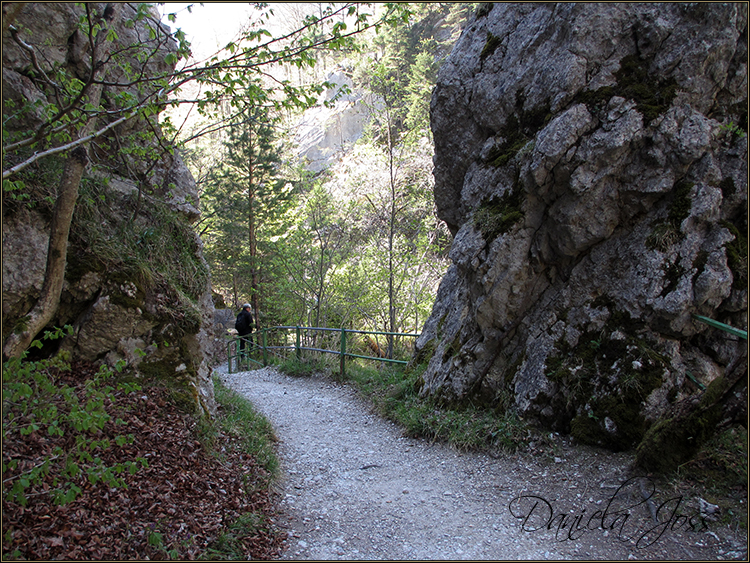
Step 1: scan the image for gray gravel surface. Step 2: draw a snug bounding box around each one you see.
[216,365,747,560]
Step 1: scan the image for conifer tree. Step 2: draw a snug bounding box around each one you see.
[201,96,294,324]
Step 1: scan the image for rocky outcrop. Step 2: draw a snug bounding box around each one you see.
[419,3,747,451]
[2,3,216,415]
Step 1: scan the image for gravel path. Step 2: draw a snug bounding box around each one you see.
[216,365,747,561]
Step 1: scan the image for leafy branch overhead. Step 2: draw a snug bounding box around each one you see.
[3,2,413,180]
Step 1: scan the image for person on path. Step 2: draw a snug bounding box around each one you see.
[235,303,254,356]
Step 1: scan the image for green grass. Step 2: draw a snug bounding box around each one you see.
[275,353,336,377]
[343,361,529,453]
[668,425,748,533]
[199,376,278,478]
[69,175,209,333]
[197,377,280,559]
[201,512,276,560]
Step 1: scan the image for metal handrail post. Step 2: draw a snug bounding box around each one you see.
[262,329,268,366]
[295,326,301,361]
[340,327,347,378]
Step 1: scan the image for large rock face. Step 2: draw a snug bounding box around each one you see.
[2,3,217,415]
[418,3,747,450]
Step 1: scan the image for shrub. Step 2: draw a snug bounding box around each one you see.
[2,327,147,508]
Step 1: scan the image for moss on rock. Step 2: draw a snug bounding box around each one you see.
[660,261,685,297]
[667,179,694,227]
[721,219,748,289]
[646,179,694,252]
[485,93,550,169]
[480,32,501,61]
[474,186,525,241]
[545,306,668,450]
[410,338,436,367]
[138,347,200,415]
[634,373,731,473]
[441,332,463,364]
[577,53,678,124]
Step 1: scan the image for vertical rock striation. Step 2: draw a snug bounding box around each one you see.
[419,3,747,452]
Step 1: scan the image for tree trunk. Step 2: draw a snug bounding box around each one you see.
[386,111,396,359]
[246,135,260,331]
[232,271,239,309]
[3,3,123,359]
[249,200,260,328]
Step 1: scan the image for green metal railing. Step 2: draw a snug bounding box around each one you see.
[227,336,265,373]
[686,315,747,391]
[227,316,745,376]
[227,325,420,375]
[692,314,747,340]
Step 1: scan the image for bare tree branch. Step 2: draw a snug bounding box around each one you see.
[2,113,131,180]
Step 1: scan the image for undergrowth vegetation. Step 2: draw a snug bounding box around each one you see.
[70,175,208,332]
[2,330,282,560]
[199,377,280,560]
[2,328,145,510]
[202,376,279,479]
[345,362,529,452]
[669,425,748,533]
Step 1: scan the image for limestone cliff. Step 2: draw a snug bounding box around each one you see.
[418,3,747,451]
[293,70,373,174]
[2,3,217,415]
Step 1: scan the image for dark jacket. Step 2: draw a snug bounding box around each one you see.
[235,309,254,335]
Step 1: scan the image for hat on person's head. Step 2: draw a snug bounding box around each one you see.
[242,303,251,309]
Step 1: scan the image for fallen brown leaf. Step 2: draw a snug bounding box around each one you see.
[2,360,283,560]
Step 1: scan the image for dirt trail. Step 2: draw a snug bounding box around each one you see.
[216,365,746,561]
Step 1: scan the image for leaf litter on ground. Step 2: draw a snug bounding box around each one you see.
[2,360,283,560]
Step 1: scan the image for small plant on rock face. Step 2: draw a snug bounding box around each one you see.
[620,370,645,395]
[646,222,680,252]
[721,219,748,289]
[645,179,694,254]
[474,187,525,242]
[719,121,747,141]
[480,32,501,60]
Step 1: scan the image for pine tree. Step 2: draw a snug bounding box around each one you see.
[201,95,294,325]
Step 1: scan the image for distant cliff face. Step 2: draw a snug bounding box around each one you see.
[293,71,374,173]
[419,3,747,450]
[2,3,217,415]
